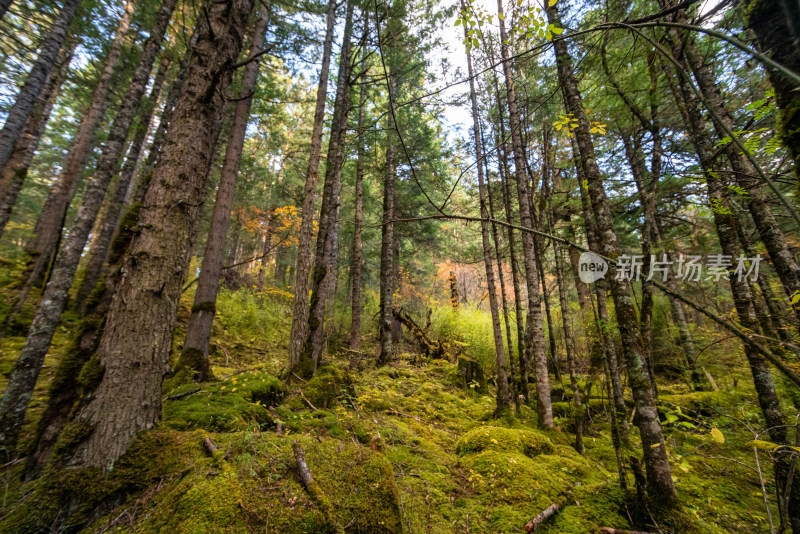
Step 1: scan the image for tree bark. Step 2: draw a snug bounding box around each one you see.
[288,0,337,371]
[296,0,355,378]
[75,54,172,307]
[679,29,800,325]
[741,0,800,184]
[483,129,518,409]
[58,0,255,470]
[177,6,271,381]
[463,12,510,415]
[19,0,134,295]
[0,0,177,453]
[0,0,81,174]
[548,3,674,501]
[378,71,398,366]
[350,30,367,353]
[495,0,552,427]
[0,36,75,240]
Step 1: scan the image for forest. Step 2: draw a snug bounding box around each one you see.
[0,0,798,531]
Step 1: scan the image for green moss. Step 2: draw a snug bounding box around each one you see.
[76,356,105,391]
[455,426,554,457]
[302,364,352,409]
[108,203,141,265]
[163,373,278,432]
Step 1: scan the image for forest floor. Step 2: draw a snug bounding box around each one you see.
[0,281,794,533]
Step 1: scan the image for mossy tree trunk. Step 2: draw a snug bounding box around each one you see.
[296,0,355,378]
[288,0,337,371]
[463,10,510,415]
[548,3,674,501]
[24,32,200,477]
[56,0,255,470]
[75,54,172,308]
[177,5,271,382]
[495,0,552,428]
[0,0,177,453]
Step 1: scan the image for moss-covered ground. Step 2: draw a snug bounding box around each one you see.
[0,281,792,533]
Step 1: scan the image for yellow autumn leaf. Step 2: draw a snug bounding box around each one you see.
[710,428,725,444]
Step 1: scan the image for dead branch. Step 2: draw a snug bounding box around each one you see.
[600,529,658,534]
[202,437,219,456]
[392,307,445,358]
[523,503,559,531]
[164,388,201,402]
[293,440,343,533]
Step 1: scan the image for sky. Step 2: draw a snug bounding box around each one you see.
[428,0,729,139]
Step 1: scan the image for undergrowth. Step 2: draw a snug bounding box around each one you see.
[0,283,793,533]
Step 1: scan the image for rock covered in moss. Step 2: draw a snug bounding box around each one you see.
[163,372,281,432]
[455,426,554,457]
[302,364,353,409]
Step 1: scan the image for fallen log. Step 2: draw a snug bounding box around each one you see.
[392,307,445,358]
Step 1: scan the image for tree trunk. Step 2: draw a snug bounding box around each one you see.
[58,0,254,471]
[177,6,271,381]
[670,55,798,523]
[378,71,398,366]
[350,29,368,352]
[75,54,172,307]
[679,30,800,325]
[741,0,800,184]
[483,130,518,410]
[495,0,552,428]
[296,0,355,378]
[19,0,134,295]
[0,0,13,22]
[463,13,510,415]
[498,130,528,403]
[23,201,143,479]
[0,37,75,240]
[548,3,674,501]
[0,0,177,453]
[531,138,561,382]
[288,0,337,371]
[0,0,81,174]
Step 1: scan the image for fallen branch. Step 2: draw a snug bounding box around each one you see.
[293,440,343,533]
[600,529,657,534]
[300,390,319,411]
[202,437,219,456]
[523,502,559,531]
[164,388,201,402]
